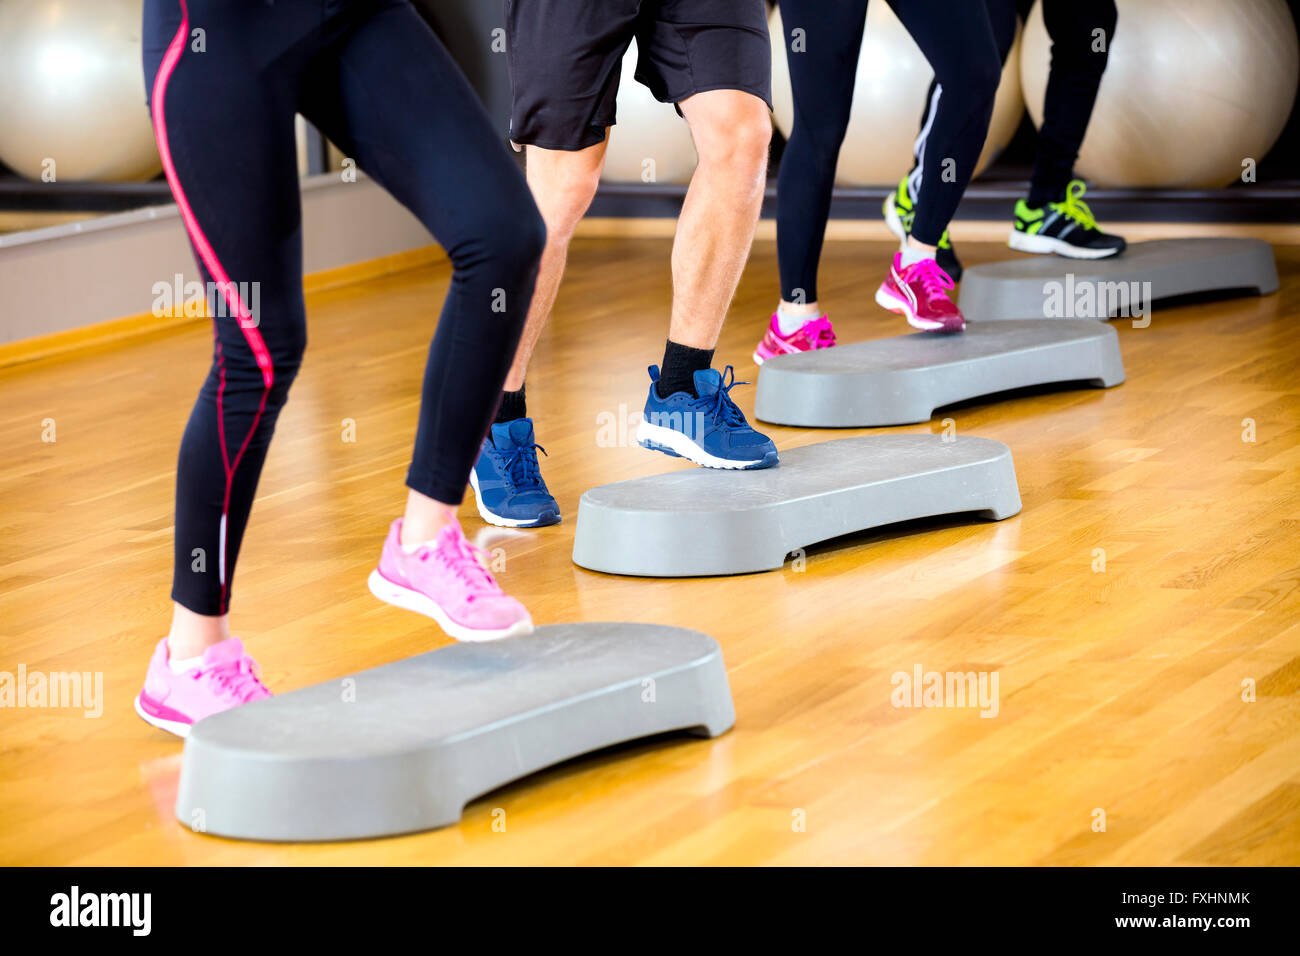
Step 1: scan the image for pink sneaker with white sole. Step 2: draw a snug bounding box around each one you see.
[753,313,837,365]
[368,518,533,642]
[875,252,966,333]
[134,636,271,738]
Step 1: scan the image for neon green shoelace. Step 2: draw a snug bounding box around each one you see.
[1052,179,1097,230]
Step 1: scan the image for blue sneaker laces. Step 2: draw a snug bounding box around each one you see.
[496,439,548,491]
[691,365,749,428]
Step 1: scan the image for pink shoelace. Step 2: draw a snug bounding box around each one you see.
[421,529,504,602]
[802,316,837,349]
[201,656,269,704]
[905,258,956,304]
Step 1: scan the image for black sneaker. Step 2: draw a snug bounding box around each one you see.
[1009,180,1126,259]
[935,229,963,282]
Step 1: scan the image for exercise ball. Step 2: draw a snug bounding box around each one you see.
[770,5,1024,187]
[1020,0,1299,188]
[601,39,700,184]
[0,0,160,183]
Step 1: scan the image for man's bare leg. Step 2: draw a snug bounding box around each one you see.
[504,139,609,392]
[668,90,772,353]
[632,88,777,470]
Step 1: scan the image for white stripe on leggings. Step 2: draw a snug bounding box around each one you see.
[907,83,944,204]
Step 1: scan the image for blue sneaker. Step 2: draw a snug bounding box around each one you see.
[469,418,560,528]
[634,365,779,470]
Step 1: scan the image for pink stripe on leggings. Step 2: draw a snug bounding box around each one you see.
[152,0,273,611]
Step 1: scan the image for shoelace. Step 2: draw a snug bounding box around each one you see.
[201,656,268,703]
[1053,179,1098,230]
[421,531,503,600]
[804,317,837,349]
[907,258,956,303]
[690,364,749,426]
[497,440,548,490]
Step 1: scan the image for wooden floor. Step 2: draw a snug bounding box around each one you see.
[3,235,1299,865]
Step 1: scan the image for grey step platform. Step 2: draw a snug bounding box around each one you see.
[175,623,733,842]
[958,238,1278,321]
[572,435,1021,577]
[754,319,1124,427]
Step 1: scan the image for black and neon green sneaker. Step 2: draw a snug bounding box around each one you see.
[934,229,962,282]
[1009,179,1126,259]
[883,176,963,280]
[883,176,914,241]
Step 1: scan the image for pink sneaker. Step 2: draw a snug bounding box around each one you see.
[875,253,966,333]
[368,519,533,642]
[752,313,837,365]
[134,636,271,738]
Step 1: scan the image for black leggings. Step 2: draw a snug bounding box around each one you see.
[909,0,1117,209]
[776,0,1002,302]
[144,0,545,616]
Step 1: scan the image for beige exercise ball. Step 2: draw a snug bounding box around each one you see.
[601,39,700,184]
[1021,0,1299,188]
[0,0,161,183]
[770,5,1024,187]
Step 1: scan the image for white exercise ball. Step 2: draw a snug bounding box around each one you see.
[770,4,1024,187]
[1020,0,1299,188]
[600,39,700,184]
[0,0,161,183]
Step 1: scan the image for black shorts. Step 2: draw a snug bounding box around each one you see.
[506,0,772,151]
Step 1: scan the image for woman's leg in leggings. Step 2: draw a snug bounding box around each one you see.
[774,0,869,311]
[299,0,544,545]
[145,0,309,656]
[889,0,1002,247]
[1030,0,1116,207]
[906,0,1016,206]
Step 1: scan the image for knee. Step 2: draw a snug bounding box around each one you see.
[459,201,547,281]
[935,40,1002,108]
[789,106,851,160]
[269,324,307,385]
[693,97,772,177]
[528,148,603,242]
[205,323,304,404]
[248,320,305,396]
[502,204,547,273]
[542,173,597,242]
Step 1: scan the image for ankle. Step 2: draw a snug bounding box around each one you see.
[898,244,937,269]
[775,304,821,335]
[496,385,526,424]
[166,603,230,660]
[401,490,458,549]
[1026,186,1065,209]
[656,340,714,398]
[778,299,821,316]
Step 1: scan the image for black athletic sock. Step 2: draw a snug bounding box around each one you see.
[1027,181,1068,209]
[495,385,526,424]
[656,341,714,399]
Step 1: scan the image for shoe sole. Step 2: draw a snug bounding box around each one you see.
[1008,230,1123,260]
[634,420,778,470]
[874,284,965,333]
[134,694,191,738]
[368,569,534,642]
[883,194,908,242]
[753,346,789,366]
[468,470,561,528]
